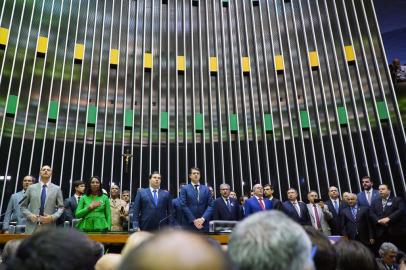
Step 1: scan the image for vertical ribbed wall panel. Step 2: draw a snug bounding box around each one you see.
[0,0,405,210]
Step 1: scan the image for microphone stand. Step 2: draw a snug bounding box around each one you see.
[158,214,173,231]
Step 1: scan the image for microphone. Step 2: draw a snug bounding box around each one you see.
[159,213,173,230]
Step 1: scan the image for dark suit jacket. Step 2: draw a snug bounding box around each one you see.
[172,197,187,227]
[212,197,242,221]
[370,196,406,238]
[282,201,311,226]
[341,206,373,245]
[61,196,79,223]
[269,198,284,211]
[179,184,213,231]
[132,188,173,231]
[244,197,273,217]
[357,189,379,207]
[326,199,346,235]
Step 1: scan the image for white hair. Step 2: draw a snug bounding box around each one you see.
[228,211,313,270]
[379,242,398,257]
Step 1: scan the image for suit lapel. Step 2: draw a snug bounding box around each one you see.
[44,183,53,210]
[146,188,155,207]
[157,189,164,207]
[71,196,77,209]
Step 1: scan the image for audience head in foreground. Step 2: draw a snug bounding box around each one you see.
[335,240,378,270]
[6,228,99,270]
[303,226,337,270]
[119,230,229,270]
[228,211,314,270]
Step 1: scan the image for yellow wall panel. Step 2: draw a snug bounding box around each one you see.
[275,55,284,71]
[144,52,153,69]
[344,45,355,62]
[0,27,9,46]
[309,51,319,68]
[37,36,48,54]
[110,49,119,65]
[242,57,250,72]
[177,55,185,71]
[210,57,218,72]
[74,43,85,61]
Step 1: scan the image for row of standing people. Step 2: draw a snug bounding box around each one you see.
[2,166,406,255]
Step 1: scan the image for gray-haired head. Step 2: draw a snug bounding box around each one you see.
[219,183,230,189]
[379,242,398,257]
[228,211,313,270]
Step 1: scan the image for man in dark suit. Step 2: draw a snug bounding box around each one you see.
[263,184,283,211]
[172,183,187,227]
[244,184,273,217]
[283,188,311,226]
[325,186,346,235]
[132,171,173,231]
[212,183,242,221]
[179,167,213,232]
[370,184,406,252]
[341,193,374,246]
[357,176,380,208]
[60,180,85,225]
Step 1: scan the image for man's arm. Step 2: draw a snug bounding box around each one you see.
[202,189,213,222]
[51,188,64,220]
[179,187,196,224]
[63,198,74,222]
[132,189,142,229]
[20,188,34,219]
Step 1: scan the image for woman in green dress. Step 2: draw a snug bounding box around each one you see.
[75,176,111,231]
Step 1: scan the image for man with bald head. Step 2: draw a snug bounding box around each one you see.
[119,230,229,270]
[21,165,64,234]
[212,183,242,221]
[340,193,374,247]
[2,175,35,233]
[244,184,273,217]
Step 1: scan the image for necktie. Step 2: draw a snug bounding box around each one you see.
[153,190,158,206]
[40,185,47,216]
[226,198,231,212]
[351,207,357,220]
[313,204,322,229]
[366,191,371,205]
[194,185,199,202]
[382,199,388,209]
[333,200,339,214]
[293,202,301,216]
[258,198,265,210]
[77,196,81,203]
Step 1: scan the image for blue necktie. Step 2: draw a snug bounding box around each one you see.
[351,207,357,220]
[333,200,339,214]
[40,185,47,216]
[226,198,231,212]
[153,190,158,207]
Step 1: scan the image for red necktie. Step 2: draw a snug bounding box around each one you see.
[313,204,322,229]
[258,198,265,210]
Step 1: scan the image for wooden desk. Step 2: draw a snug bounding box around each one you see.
[0,233,230,245]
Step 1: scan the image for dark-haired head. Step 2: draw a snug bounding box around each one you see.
[303,226,337,270]
[149,171,160,179]
[6,228,98,270]
[335,240,378,270]
[85,176,103,196]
